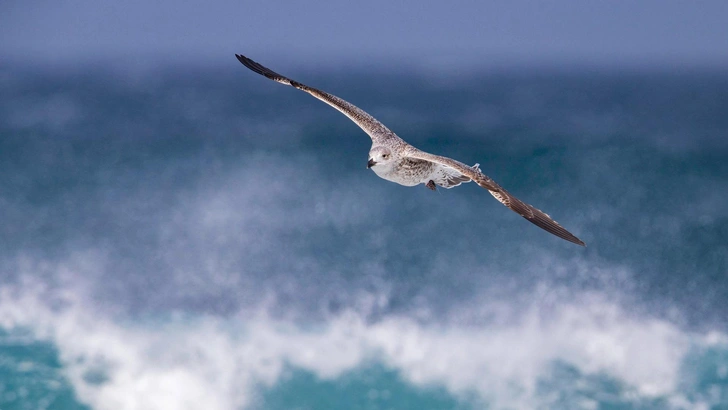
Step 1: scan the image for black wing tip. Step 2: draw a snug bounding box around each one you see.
[234,53,287,82]
[547,228,586,247]
[234,53,263,74]
[235,54,254,68]
[547,224,586,247]
[508,196,586,247]
[235,54,255,67]
[531,215,586,247]
[567,235,587,247]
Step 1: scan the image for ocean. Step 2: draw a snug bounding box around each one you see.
[0,62,726,409]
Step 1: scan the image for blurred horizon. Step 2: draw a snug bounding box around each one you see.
[2,0,728,72]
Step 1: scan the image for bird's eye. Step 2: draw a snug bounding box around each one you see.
[383,154,388,158]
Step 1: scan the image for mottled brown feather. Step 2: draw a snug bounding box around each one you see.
[236,54,399,144]
[405,148,586,246]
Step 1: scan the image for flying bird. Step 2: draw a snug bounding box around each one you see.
[235,54,585,246]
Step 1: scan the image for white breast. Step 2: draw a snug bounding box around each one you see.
[370,159,433,187]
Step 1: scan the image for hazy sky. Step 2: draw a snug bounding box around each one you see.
[2,0,728,68]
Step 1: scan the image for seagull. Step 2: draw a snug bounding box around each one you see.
[235,54,585,246]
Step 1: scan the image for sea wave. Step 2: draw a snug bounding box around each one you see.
[2,268,726,410]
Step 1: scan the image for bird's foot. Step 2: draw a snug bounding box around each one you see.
[426,180,437,191]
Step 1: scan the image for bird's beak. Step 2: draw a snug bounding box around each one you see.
[367,158,376,169]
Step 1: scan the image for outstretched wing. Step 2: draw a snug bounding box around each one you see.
[236,54,399,144]
[405,148,586,246]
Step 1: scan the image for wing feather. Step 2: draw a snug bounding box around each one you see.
[431,163,478,188]
[405,148,586,246]
[236,54,398,143]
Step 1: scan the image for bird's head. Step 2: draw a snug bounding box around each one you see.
[367,146,394,169]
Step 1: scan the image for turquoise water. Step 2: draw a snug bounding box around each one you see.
[0,64,727,409]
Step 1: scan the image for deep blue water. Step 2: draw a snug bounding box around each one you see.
[0,63,727,409]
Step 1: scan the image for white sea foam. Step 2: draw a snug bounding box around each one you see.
[1,263,723,410]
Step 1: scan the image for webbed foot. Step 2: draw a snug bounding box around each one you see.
[426,180,437,191]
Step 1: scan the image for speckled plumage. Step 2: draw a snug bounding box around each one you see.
[235,54,586,246]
